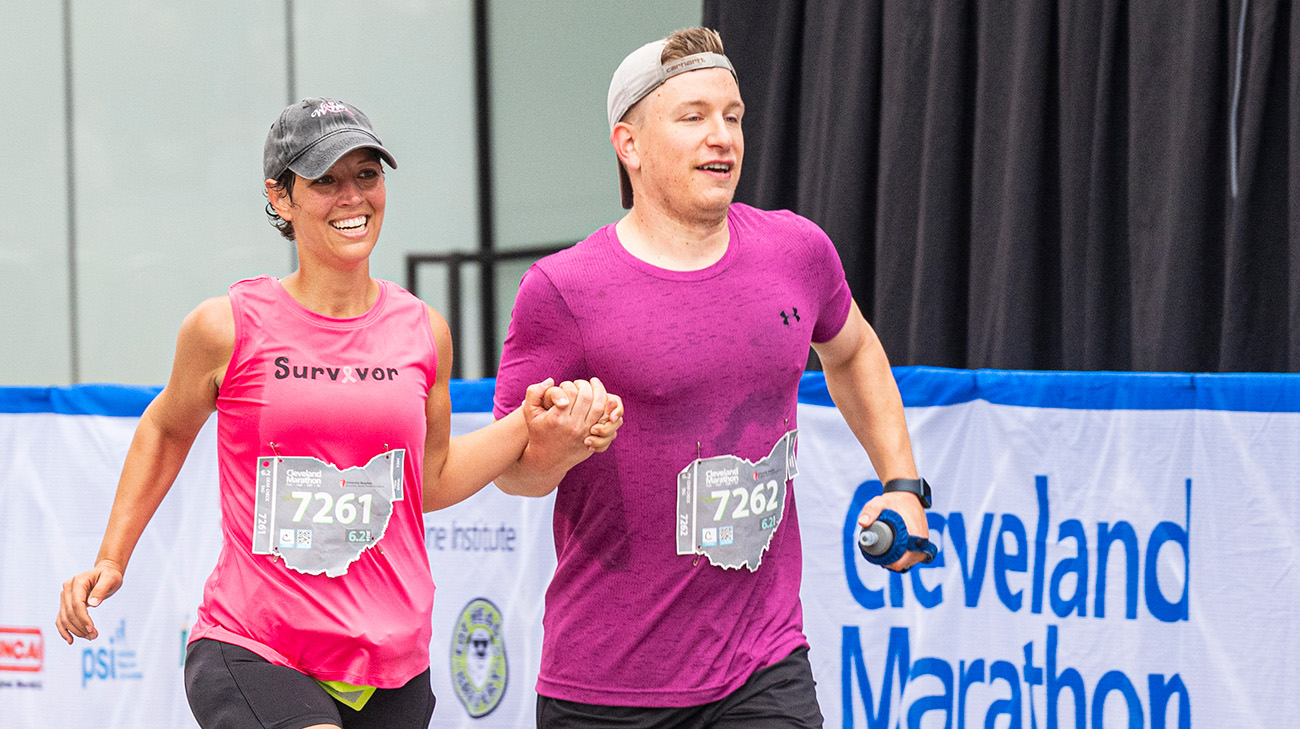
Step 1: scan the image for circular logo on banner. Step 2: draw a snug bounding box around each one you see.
[450,597,508,717]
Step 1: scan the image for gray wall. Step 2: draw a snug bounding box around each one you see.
[1,0,699,385]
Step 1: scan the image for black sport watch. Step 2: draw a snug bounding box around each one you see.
[882,478,932,509]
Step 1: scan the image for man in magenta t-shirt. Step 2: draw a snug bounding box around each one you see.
[493,27,932,729]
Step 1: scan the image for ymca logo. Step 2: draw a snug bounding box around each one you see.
[0,627,43,673]
[450,598,508,718]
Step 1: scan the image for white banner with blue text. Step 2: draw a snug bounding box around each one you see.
[1,369,1296,728]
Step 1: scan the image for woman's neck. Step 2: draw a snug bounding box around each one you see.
[280,264,379,318]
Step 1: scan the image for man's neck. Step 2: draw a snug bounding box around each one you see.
[615,202,731,272]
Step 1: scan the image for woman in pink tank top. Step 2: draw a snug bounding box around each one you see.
[55,98,623,729]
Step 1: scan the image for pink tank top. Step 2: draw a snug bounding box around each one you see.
[189,276,437,688]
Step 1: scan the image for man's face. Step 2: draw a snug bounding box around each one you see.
[629,67,744,220]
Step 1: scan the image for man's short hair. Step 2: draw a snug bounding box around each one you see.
[660,27,725,67]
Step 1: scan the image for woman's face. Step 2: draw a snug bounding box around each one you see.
[269,148,387,269]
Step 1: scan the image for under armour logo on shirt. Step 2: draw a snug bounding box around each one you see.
[780,308,801,326]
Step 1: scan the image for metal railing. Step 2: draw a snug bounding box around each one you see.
[405,0,574,379]
[405,244,570,379]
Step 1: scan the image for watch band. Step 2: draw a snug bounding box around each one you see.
[882,477,932,509]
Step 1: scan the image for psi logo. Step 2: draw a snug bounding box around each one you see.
[450,598,507,717]
[0,627,43,673]
[81,619,142,687]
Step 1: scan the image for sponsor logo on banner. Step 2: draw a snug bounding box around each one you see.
[0,626,45,690]
[0,627,43,672]
[840,475,1192,729]
[81,619,143,688]
[425,521,518,552]
[450,598,508,717]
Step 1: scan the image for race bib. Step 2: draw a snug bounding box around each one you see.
[675,431,797,571]
[251,450,405,577]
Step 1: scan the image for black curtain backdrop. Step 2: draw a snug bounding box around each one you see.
[703,0,1297,372]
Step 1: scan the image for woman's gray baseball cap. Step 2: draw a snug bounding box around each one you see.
[263,98,397,181]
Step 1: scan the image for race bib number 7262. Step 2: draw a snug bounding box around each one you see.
[675,431,797,571]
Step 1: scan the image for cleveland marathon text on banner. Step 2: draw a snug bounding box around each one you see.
[796,369,1298,728]
[2,369,1297,727]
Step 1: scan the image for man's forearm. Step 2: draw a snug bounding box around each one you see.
[822,335,918,482]
[493,456,567,497]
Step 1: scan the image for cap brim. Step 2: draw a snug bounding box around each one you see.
[618,160,633,209]
[288,130,398,179]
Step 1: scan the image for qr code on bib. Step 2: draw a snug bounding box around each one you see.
[296,530,312,548]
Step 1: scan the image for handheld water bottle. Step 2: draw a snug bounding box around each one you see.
[857,508,938,568]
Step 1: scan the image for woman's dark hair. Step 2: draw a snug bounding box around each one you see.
[265,169,297,241]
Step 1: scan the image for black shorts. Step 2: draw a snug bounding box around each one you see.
[184,639,436,729]
[536,646,824,729]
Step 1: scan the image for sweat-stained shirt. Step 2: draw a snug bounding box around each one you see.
[494,204,853,706]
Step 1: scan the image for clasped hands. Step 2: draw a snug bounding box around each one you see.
[521,377,623,470]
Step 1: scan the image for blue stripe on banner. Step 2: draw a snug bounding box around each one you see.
[450,378,497,414]
[4,368,1300,416]
[0,384,162,416]
[799,367,1300,412]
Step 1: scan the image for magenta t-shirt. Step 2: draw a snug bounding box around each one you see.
[494,204,853,706]
[190,276,437,688]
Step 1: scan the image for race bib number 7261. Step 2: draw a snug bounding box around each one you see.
[251,450,405,577]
